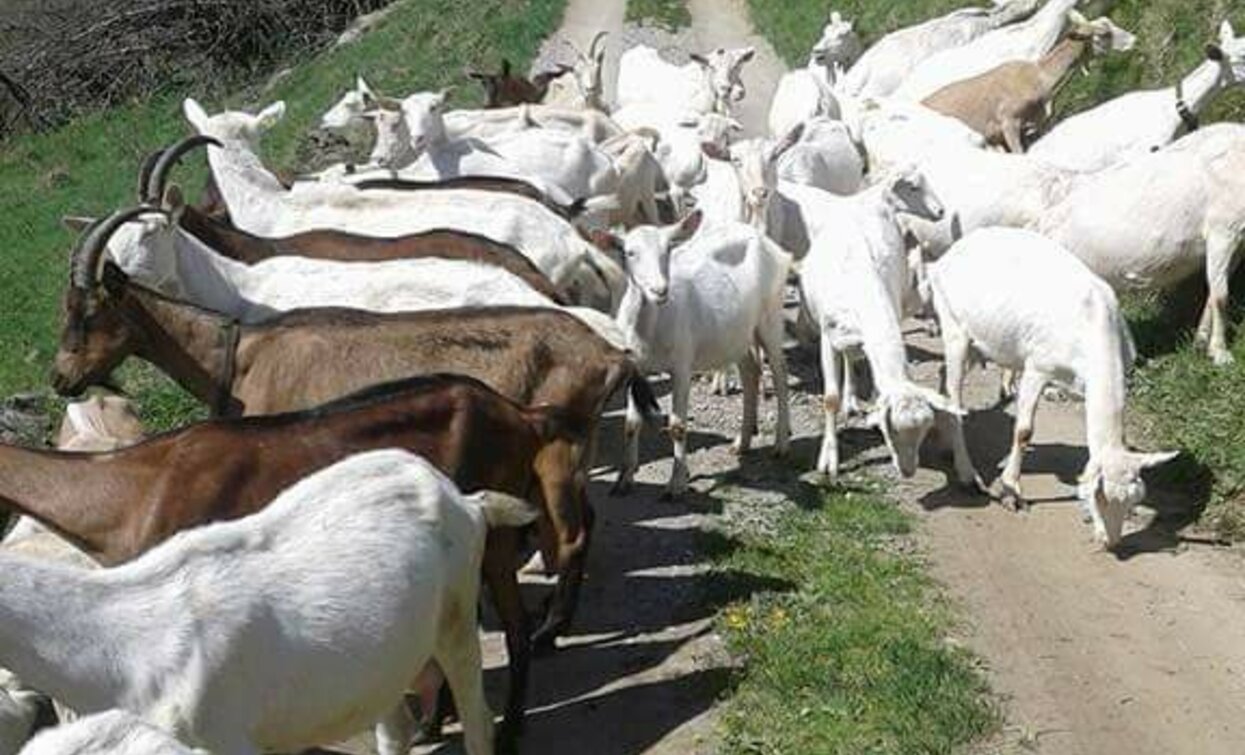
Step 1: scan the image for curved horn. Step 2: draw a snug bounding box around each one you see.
[145,134,222,205]
[70,206,161,290]
[136,148,164,203]
[588,30,608,59]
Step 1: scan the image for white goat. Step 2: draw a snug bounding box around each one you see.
[181,99,625,306]
[894,0,1086,102]
[0,450,536,755]
[929,228,1178,546]
[613,108,743,215]
[348,90,617,203]
[793,170,962,480]
[767,12,861,138]
[1030,20,1245,171]
[852,98,987,176]
[775,117,863,196]
[599,213,791,497]
[96,203,624,347]
[839,0,1044,99]
[320,74,379,131]
[616,45,756,115]
[20,711,205,755]
[1037,123,1245,365]
[543,31,609,111]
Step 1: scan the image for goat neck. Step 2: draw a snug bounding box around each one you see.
[0,556,145,714]
[1174,58,1230,125]
[613,281,657,367]
[0,445,153,562]
[1081,297,1132,457]
[167,227,257,317]
[120,284,244,415]
[1036,36,1090,95]
[204,142,288,236]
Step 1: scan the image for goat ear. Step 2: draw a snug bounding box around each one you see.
[256,101,285,130]
[1222,20,1237,46]
[356,75,374,96]
[436,88,454,108]
[737,47,756,64]
[1207,43,1226,62]
[183,98,209,130]
[1132,450,1180,469]
[162,184,186,214]
[61,215,96,233]
[670,209,702,246]
[770,122,805,162]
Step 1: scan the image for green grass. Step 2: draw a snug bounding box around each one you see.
[626,0,691,31]
[745,0,1245,541]
[0,0,566,431]
[716,484,998,754]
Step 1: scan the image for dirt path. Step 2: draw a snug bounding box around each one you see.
[896,329,1245,754]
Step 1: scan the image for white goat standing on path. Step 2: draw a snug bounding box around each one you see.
[0,450,536,755]
[616,45,757,116]
[928,228,1178,547]
[838,0,1043,99]
[599,213,791,498]
[1037,123,1245,365]
[1029,20,1245,171]
[793,169,966,481]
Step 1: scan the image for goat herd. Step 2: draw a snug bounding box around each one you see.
[0,0,1241,752]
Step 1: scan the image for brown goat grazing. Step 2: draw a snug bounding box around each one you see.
[3,373,575,751]
[467,58,574,108]
[52,259,657,645]
[922,12,1136,152]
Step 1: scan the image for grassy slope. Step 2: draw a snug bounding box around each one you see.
[0,0,565,429]
[716,484,998,754]
[626,0,692,31]
[749,0,1245,539]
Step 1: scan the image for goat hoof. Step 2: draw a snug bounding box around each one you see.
[1000,489,1028,513]
[1213,350,1236,366]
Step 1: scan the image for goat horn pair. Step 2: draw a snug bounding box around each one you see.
[136,149,163,203]
[145,134,222,205]
[70,206,161,290]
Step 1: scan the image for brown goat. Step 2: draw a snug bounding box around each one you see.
[52,260,657,647]
[3,373,573,751]
[467,59,574,108]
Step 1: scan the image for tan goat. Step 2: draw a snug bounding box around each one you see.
[922,11,1136,152]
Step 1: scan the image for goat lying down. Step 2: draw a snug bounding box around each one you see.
[0,450,535,755]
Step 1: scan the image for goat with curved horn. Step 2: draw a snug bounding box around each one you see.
[135,149,163,203]
[145,134,222,205]
[70,206,159,290]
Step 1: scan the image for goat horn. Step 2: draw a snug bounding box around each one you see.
[588,30,608,59]
[71,206,161,290]
[146,134,222,205]
[136,148,164,203]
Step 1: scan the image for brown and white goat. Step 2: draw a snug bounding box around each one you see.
[6,373,576,752]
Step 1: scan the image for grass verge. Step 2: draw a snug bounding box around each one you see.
[745,0,1245,540]
[0,0,566,430]
[626,0,692,31]
[715,483,998,753]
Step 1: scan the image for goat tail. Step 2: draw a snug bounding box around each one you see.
[469,490,541,529]
[628,371,660,421]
